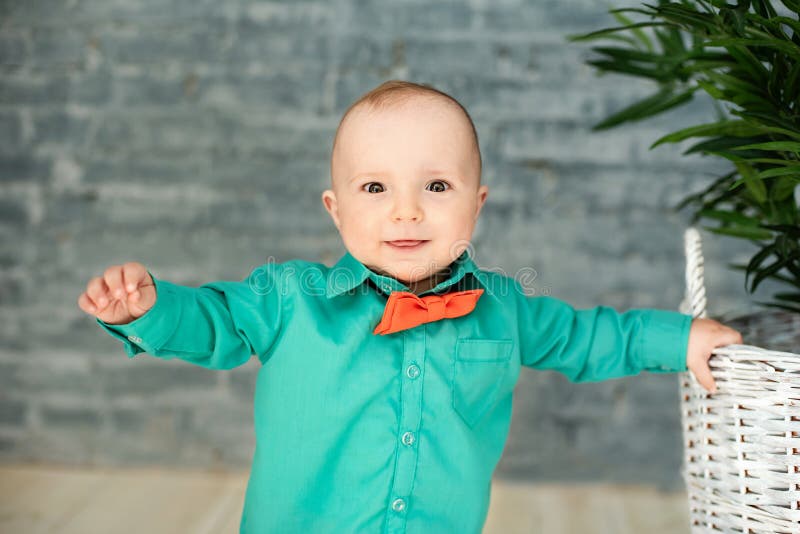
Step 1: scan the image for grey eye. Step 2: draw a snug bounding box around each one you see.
[427,180,449,193]
[364,182,385,193]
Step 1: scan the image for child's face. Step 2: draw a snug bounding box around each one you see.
[322,97,488,286]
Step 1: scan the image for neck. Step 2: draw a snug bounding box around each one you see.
[367,261,457,295]
[403,264,455,295]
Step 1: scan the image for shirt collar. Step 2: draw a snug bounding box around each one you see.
[325,248,489,299]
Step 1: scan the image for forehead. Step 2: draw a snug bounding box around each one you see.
[333,97,475,174]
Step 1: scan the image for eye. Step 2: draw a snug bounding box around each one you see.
[363,182,385,194]
[427,180,450,193]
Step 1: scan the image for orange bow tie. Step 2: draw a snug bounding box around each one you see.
[373,289,485,335]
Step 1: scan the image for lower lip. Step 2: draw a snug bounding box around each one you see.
[386,240,428,251]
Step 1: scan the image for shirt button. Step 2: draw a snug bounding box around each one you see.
[127,335,142,344]
[391,498,406,512]
[405,364,420,379]
[401,431,415,446]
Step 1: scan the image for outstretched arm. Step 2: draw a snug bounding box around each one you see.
[87,262,286,370]
[515,286,693,383]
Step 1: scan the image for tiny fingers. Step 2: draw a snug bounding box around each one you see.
[78,292,96,314]
[122,262,148,293]
[720,327,743,346]
[85,276,111,313]
[732,328,744,344]
[692,363,718,395]
[104,265,125,299]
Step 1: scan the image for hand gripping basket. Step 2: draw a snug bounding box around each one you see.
[678,226,800,533]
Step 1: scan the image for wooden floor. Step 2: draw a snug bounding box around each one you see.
[0,463,691,533]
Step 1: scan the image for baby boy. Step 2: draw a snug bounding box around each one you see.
[78,80,743,533]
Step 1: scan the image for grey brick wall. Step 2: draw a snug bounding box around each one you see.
[1,0,770,489]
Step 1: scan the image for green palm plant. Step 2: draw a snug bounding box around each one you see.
[569,0,800,313]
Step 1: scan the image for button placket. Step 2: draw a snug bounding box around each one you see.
[385,328,425,531]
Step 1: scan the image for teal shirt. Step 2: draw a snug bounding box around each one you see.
[96,249,692,534]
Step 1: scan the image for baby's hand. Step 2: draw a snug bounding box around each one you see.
[77,262,156,325]
[686,317,743,394]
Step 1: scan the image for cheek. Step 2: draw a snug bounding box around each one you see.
[339,206,378,240]
[344,198,382,223]
[431,203,474,234]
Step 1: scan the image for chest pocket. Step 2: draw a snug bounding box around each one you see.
[451,338,513,428]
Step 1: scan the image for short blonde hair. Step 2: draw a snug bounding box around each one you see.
[331,79,482,177]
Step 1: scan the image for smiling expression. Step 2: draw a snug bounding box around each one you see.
[322,95,488,292]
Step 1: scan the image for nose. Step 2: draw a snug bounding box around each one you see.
[390,191,424,222]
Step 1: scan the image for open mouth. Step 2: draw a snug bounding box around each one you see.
[385,240,429,251]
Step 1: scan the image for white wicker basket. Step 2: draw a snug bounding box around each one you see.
[678,227,800,533]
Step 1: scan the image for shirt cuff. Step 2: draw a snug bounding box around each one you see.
[95,273,185,359]
[637,309,693,373]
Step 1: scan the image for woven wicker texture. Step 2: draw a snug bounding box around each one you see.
[678,227,800,533]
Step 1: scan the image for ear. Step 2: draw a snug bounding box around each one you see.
[321,189,341,230]
[473,185,488,221]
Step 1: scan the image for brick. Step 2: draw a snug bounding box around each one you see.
[100,362,218,395]
[0,30,28,66]
[0,197,29,226]
[485,159,724,218]
[0,397,26,425]
[29,27,88,67]
[228,365,257,402]
[240,2,334,30]
[402,38,523,77]
[0,155,50,184]
[0,273,26,306]
[0,362,21,391]
[333,69,395,112]
[5,2,105,25]
[39,404,101,428]
[0,74,69,105]
[91,109,333,159]
[196,66,329,112]
[95,21,232,64]
[498,119,691,165]
[114,71,203,106]
[0,434,17,453]
[188,402,252,438]
[68,69,113,105]
[228,23,332,64]
[14,354,100,396]
[80,152,328,198]
[0,112,24,152]
[21,310,151,355]
[90,111,217,153]
[0,310,25,351]
[49,0,235,23]
[111,405,193,434]
[0,72,107,108]
[335,34,394,70]
[32,111,93,146]
[481,0,607,35]
[346,1,474,34]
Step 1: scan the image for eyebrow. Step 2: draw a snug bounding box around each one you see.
[349,169,460,183]
[350,172,388,183]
